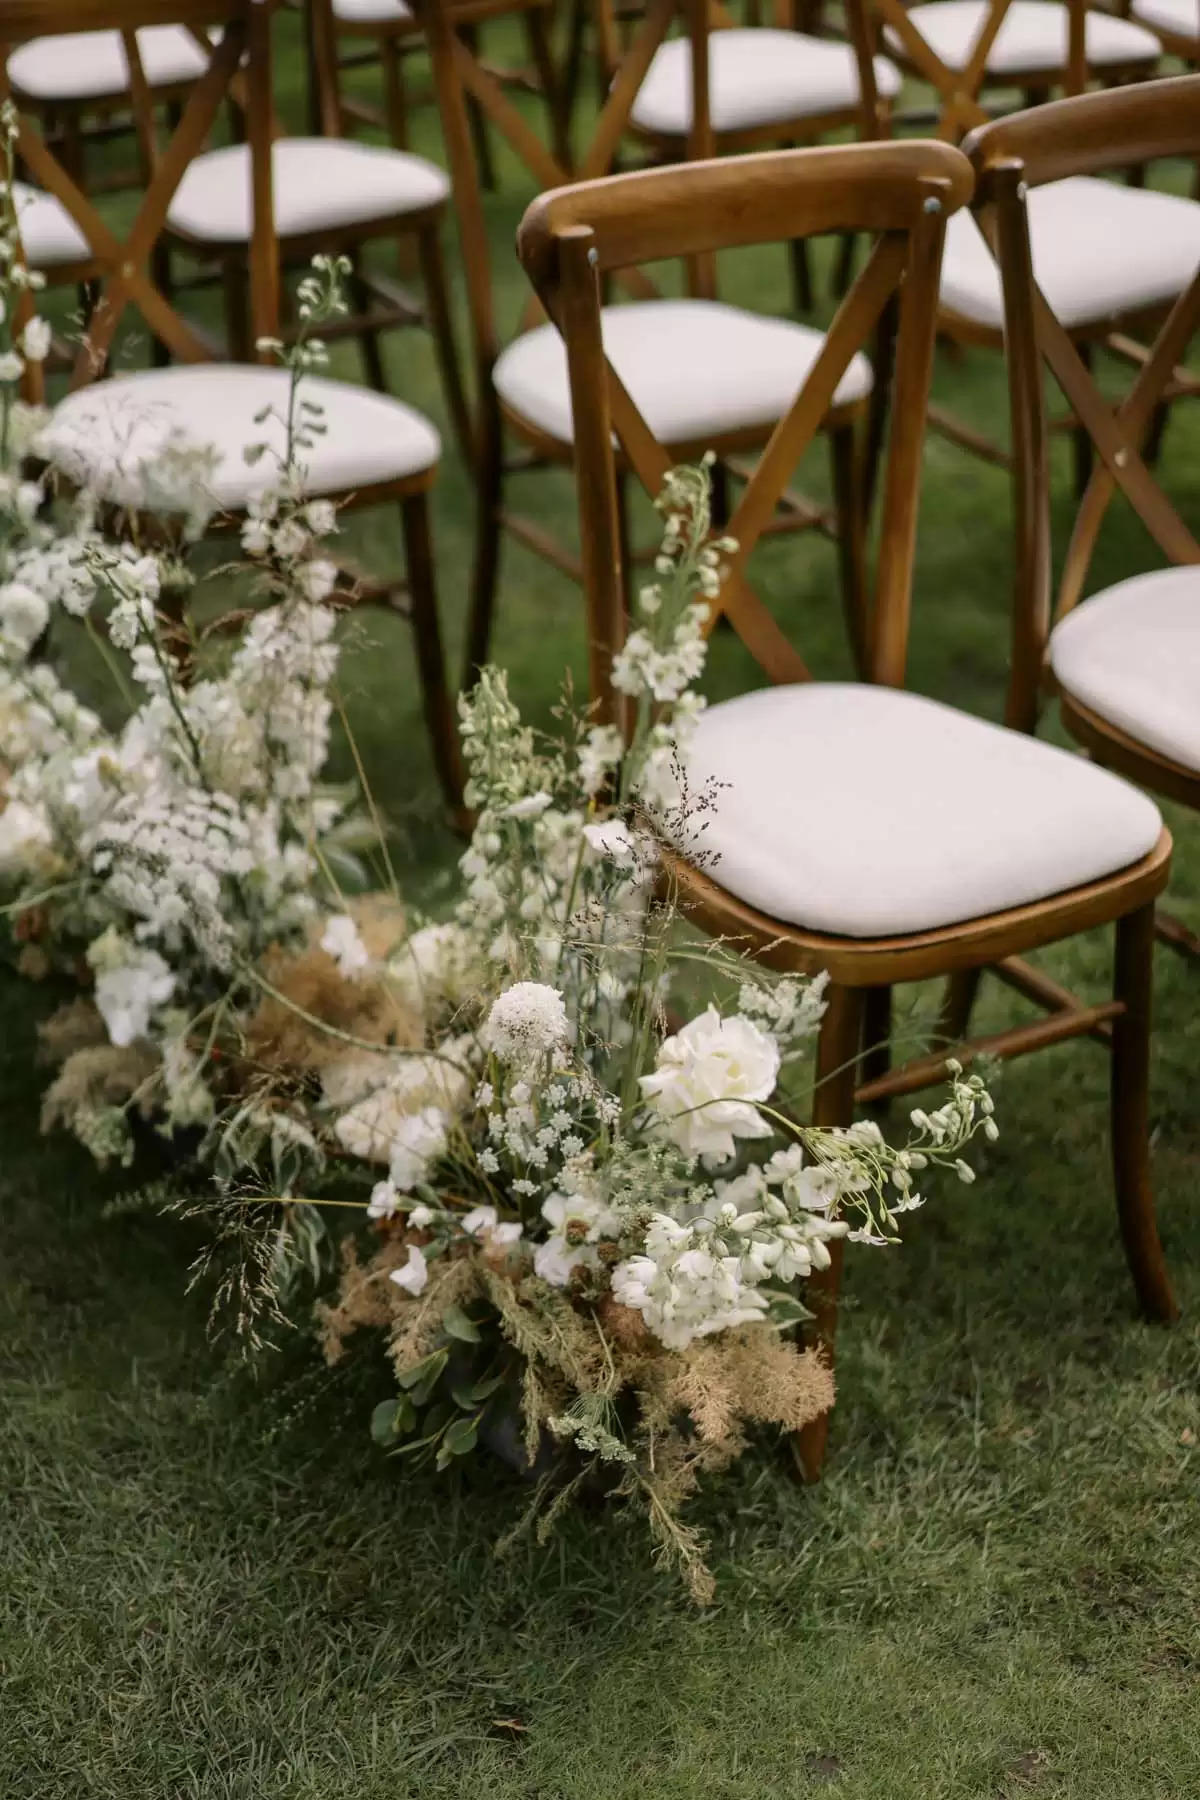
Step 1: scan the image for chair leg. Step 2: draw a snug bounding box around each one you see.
[938,966,984,1047]
[1155,906,1200,963]
[416,224,475,470]
[791,983,866,1483]
[788,236,814,315]
[399,491,465,818]
[829,422,871,679]
[348,250,387,393]
[1111,901,1178,1322]
[616,467,635,620]
[461,25,498,192]
[461,398,505,690]
[524,6,573,173]
[1073,340,1095,500]
[859,983,891,1113]
[380,35,410,150]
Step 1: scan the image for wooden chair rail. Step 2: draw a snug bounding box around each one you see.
[964,70,1200,188]
[517,140,975,288]
[854,999,1125,1105]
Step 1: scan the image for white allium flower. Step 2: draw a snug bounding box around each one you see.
[320,913,370,980]
[389,1244,428,1296]
[640,1006,778,1166]
[481,981,570,1069]
[0,350,23,383]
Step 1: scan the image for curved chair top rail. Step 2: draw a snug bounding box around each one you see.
[0,0,276,38]
[963,72,1200,190]
[517,139,975,291]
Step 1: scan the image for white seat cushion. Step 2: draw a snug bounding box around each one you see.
[1130,0,1200,40]
[885,0,1159,74]
[41,366,440,513]
[939,176,1200,331]
[628,29,901,135]
[13,181,90,268]
[1050,567,1200,775]
[680,683,1162,937]
[7,27,211,102]
[167,139,449,243]
[494,300,872,448]
[333,0,414,20]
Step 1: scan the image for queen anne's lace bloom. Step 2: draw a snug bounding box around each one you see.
[481,982,570,1069]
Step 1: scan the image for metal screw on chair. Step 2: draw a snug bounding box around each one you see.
[923,196,942,214]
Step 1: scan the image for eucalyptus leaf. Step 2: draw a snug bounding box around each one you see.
[441,1304,482,1345]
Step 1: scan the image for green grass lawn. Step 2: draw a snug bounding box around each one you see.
[2,21,1199,1797]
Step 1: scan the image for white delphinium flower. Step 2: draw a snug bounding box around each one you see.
[481,981,570,1070]
[389,1244,429,1296]
[320,913,370,981]
[612,1213,769,1350]
[0,579,49,656]
[86,931,176,1048]
[578,723,623,795]
[582,818,637,865]
[640,1005,779,1166]
[738,969,829,1050]
[0,795,54,876]
[295,557,336,603]
[20,316,51,363]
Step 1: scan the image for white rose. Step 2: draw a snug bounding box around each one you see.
[640,1006,779,1166]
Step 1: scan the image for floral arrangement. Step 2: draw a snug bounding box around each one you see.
[0,111,996,1598]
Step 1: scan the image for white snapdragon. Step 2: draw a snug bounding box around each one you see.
[640,1006,779,1166]
[389,1244,429,1296]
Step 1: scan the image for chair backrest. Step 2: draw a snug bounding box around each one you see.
[514,138,973,711]
[0,0,279,393]
[963,75,1200,730]
[852,0,1102,142]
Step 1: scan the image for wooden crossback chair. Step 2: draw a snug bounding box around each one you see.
[1123,0,1200,70]
[421,0,882,692]
[5,20,214,197]
[964,75,1200,962]
[852,0,1160,143]
[306,0,572,179]
[850,0,1184,491]
[135,0,474,462]
[4,0,463,814]
[517,138,1178,1478]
